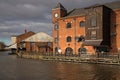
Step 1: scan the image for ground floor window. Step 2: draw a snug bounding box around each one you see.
[95,46,109,52]
[65,47,73,56]
[78,48,87,54]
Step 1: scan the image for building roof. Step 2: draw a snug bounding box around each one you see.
[17,31,35,38]
[66,8,85,17]
[105,1,120,10]
[8,43,17,49]
[53,3,66,10]
[65,1,120,18]
[23,32,53,42]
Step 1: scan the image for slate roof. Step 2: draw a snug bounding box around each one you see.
[104,1,120,9]
[17,31,35,38]
[8,43,17,49]
[23,32,53,42]
[66,8,85,17]
[65,1,120,18]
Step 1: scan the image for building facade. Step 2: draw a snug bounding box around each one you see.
[22,32,53,53]
[52,1,120,55]
[16,31,35,49]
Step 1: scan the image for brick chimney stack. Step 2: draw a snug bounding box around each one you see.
[25,29,27,33]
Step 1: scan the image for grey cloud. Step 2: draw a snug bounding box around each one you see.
[0,3,49,20]
[0,0,118,20]
[0,20,52,37]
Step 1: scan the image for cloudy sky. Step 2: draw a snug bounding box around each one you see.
[0,0,119,45]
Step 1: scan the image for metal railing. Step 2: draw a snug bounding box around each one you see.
[17,51,120,59]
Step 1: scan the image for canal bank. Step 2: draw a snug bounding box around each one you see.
[17,52,120,65]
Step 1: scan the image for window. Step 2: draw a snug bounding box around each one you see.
[91,16,96,27]
[65,47,73,56]
[91,31,97,39]
[54,24,59,30]
[66,36,72,42]
[76,36,85,42]
[66,23,72,28]
[47,42,51,46]
[20,42,25,48]
[30,42,35,46]
[54,37,58,43]
[78,48,87,54]
[79,21,85,27]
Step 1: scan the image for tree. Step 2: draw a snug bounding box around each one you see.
[0,41,6,50]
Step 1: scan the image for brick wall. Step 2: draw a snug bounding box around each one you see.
[52,4,120,54]
[16,31,35,49]
[25,42,53,53]
[53,16,95,54]
[111,9,120,52]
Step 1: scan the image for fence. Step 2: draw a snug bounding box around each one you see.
[17,51,120,59]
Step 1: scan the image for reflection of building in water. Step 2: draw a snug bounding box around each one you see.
[52,1,120,55]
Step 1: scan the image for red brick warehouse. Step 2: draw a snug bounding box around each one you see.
[52,1,120,55]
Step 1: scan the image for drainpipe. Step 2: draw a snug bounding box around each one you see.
[74,18,76,55]
[57,20,59,56]
[53,19,59,56]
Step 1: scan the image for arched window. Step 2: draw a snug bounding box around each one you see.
[79,21,85,27]
[66,22,72,28]
[66,36,72,42]
[78,48,87,54]
[54,24,59,30]
[65,47,73,56]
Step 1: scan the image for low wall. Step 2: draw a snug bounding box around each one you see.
[17,52,120,65]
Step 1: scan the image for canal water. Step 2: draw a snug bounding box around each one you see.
[0,51,120,80]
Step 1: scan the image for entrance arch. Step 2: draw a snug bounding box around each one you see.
[65,47,73,56]
[78,47,87,55]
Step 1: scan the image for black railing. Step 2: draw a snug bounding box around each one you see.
[17,51,120,59]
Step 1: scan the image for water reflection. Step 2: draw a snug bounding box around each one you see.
[0,51,120,80]
[91,65,120,80]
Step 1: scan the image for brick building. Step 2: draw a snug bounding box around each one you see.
[52,1,120,55]
[12,31,53,54]
[17,31,35,49]
[22,32,53,53]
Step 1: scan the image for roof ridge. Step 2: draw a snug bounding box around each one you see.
[17,31,35,37]
[67,8,76,15]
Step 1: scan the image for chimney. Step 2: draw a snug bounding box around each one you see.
[25,29,27,33]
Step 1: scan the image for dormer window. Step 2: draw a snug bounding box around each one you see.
[66,23,72,28]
